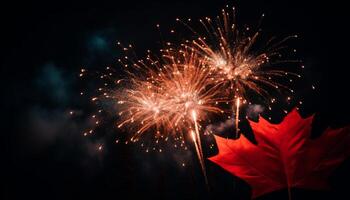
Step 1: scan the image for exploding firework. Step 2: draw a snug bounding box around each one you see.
[116,48,225,182]
[177,6,302,137]
[117,48,224,139]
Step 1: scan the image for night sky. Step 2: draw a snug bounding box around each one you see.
[6,0,350,199]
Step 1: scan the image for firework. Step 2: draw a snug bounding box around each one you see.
[116,48,225,181]
[178,7,301,136]
[117,48,224,138]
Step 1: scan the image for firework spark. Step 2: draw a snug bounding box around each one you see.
[235,97,240,138]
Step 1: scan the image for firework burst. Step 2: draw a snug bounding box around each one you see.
[116,48,225,182]
[117,48,224,139]
[177,7,301,137]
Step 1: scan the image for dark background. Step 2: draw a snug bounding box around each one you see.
[5,0,350,199]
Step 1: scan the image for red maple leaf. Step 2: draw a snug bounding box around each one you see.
[209,109,350,199]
